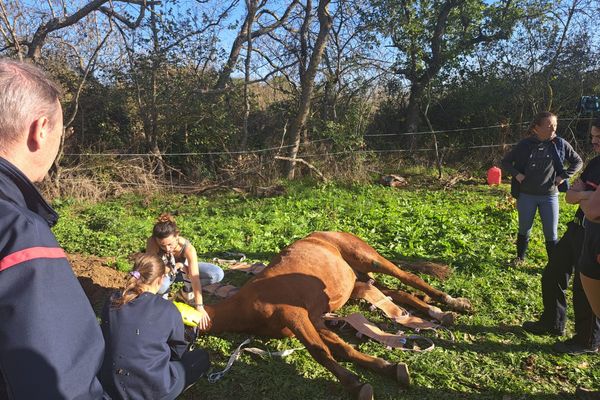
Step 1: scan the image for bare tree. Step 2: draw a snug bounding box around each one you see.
[541,0,585,109]
[214,0,300,90]
[286,0,332,179]
[0,0,153,61]
[51,21,115,187]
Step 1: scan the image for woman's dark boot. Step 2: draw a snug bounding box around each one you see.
[516,234,529,261]
[545,240,557,259]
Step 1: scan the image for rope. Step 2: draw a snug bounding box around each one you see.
[60,141,519,161]
[207,338,304,383]
[207,338,252,383]
[61,116,592,158]
[62,138,333,157]
[243,346,304,358]
[364,121,528,137]
[323,313,435,352]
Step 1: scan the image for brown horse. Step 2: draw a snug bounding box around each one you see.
[203,231,470,399]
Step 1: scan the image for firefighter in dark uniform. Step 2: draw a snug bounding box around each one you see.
[0,59,106,398]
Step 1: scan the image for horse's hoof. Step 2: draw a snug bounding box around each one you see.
[356,383,374,400]
[449,297,472,313]
[440,311,457,326]
[396,363,410,387]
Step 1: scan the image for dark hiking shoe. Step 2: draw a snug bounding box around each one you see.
[576,387,600,400]
[553,338,599,355]
[509,257,525,267]
[522,320,564,336]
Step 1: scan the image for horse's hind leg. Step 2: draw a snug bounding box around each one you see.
[281,307,374,400]
[312,231,471,312]
[374,257,471,313]
[317,327,410,387]
[377,286,456,325]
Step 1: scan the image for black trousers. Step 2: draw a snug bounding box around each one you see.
[540,222,600,347]
[163,348,211,400]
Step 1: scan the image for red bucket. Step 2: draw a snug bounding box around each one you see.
[487,166,501,185]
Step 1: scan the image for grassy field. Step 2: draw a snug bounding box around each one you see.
[52,178,599,399]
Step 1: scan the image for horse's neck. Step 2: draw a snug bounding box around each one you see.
[206,298,246,334]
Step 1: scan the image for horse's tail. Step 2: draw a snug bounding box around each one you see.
[391,259,452,281]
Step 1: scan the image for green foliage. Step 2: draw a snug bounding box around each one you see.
[113,258,131,273]
[54,180,598,399]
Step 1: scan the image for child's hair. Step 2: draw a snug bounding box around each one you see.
[593,117,600,129]
[152,213,180,239]
[111,254,166,308]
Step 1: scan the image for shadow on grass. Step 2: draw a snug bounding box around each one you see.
[433,336,556,354]
[175,350,575,400]
[398,387,573,400]
[176,352,350,400]
[429,322,568,354]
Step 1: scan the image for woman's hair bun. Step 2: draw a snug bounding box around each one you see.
[157,213,176,224]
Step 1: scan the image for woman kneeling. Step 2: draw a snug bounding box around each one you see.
[100,254,210,400]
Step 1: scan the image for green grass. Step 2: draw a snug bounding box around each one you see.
[52,180,599,399]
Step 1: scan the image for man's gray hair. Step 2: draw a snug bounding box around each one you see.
[0,59,62,150]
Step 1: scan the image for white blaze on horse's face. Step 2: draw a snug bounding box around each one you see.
[157,235,179,254]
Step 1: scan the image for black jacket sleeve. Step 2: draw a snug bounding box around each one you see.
[562,140,583,179]
[501,143,524,177]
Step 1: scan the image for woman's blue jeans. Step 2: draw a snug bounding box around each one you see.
[517,192,559,242]
[158,262,225,295]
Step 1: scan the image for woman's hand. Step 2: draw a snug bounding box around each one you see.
[195,306,211,331]
[174,262,185,273]
[516,173,525,183]
[554,176,564,186]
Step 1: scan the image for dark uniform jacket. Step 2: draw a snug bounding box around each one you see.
[100,293,188,400]
[578,155,600,280]
[574,155,600,222]
[501,135,582,197]
[0,157,106,399]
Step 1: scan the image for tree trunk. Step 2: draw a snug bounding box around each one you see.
[286,0,332,179]
[148,1,164,175]
[215,13,254,90]
[240,0,257,152]
[405,82,424,135]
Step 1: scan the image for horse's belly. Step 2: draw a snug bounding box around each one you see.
[266,238,358,312]
[322,260,356,311]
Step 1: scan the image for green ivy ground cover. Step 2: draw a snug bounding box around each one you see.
[52,181,598,399]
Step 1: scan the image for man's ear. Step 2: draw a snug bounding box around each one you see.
[27,115,51,151]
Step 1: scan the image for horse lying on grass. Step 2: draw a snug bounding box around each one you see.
[201,231,471,399]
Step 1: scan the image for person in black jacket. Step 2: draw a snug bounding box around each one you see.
[501,111,583,264]
[522,118,600,355]
[571,134,600,399]
[0,59,107,398]
[100,254,210,400]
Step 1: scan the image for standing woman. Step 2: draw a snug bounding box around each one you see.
[146,213,224,330]
[100,254,210,400]
[502,111,582,264]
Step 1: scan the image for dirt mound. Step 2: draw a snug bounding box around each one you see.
[67,253,126,313]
